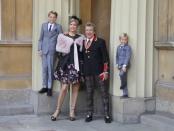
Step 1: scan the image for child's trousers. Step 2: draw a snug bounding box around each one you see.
[119,70,128,96]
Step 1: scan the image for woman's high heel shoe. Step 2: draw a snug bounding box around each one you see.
[51,109,61,121]
[69,109,76,121]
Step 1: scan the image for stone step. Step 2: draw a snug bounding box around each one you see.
[141,114,174,131]
[0,88,31,105]
[0,104,34,116]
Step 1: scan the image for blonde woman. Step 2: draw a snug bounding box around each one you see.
[51,16,83,121]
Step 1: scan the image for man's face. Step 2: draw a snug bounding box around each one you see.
[85,26,95,39]
[120,36,128,44]
[48,13,57,24]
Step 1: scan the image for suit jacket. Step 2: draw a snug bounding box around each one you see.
[38,22,63,55]
[83,37,109,76]
[116,44,132,68]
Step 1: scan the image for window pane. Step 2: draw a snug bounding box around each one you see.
[0,0,32,41]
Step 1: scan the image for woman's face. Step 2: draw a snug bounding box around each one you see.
[69,21,78,33]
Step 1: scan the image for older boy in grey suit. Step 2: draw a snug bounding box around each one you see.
[116,33,132,98]
[38,11,63,96]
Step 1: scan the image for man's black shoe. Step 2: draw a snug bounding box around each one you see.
[38,88,48,94]
[47,89,52,96]
[85,114,93,122]
[104,115,112,123]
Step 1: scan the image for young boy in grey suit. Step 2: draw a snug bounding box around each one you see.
[116,33,132,98]
[38,11,63,96]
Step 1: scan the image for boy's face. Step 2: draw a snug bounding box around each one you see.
[120,36,128,44]
[85,26,95,39]
[48,13,57,24]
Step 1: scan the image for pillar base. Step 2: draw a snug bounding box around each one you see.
[111,95,155,123]
[30,89,104,115]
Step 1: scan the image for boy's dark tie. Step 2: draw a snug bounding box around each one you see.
[48,25,52,32]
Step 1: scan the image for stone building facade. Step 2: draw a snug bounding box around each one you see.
[0,0,174,124]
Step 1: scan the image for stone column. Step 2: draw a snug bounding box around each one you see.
[109,0,155,123]
[31,0,70,114]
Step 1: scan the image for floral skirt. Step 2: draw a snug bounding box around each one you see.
[54,64,80,84]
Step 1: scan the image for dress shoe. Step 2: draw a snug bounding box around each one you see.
[69,109,76,121]
[69,116,76,121]
[38,88,47,94]
[85,114,93,122]
[104,115,112,123]
[47,89,52,96]
[51,109,61,121]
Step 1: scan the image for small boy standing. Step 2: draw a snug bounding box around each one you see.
[116,33,132,98]
[38,11,63,96]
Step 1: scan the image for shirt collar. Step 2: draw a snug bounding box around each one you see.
[86,36,94,42]
[48,23,54,26]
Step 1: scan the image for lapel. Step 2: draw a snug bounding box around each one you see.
[44,22,49,33]
[84,35,98,51]
[89,35,98,49]
[52,23,57,32]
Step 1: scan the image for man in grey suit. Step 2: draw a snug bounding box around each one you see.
[116,33,132,98]
[38,11,63,96]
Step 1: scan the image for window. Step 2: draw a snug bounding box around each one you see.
[0,0,32,42]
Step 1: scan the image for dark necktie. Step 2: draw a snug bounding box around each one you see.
[87,40,90,46]
[49,24,52,32]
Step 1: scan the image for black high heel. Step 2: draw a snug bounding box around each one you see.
[51,109,61,121]
[69,108,76,121]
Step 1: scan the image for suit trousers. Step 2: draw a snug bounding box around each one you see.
[42,53,55,89]
[85,75,109,115]
[119,70,128,95]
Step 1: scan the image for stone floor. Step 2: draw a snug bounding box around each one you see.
[0,114,157,131]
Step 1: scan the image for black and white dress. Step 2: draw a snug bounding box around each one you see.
[54,34,84,84]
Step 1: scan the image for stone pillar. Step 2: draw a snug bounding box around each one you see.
[31,0,70,114]
[109,0,155,123]
[32,0,69,91]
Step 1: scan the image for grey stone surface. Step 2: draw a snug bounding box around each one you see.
[0,115,157,131]
[0,89,31,105]
[31,88,104,116]
[156,83,174,115]
[0,104,33,116]
[141,114,174,131]
[0,89,34,116]
[111,95,155,124]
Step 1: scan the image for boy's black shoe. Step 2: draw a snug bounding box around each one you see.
[104,115,112,123]
[47,89,52,96]
[38,88,48,94]
[85,114,93,122]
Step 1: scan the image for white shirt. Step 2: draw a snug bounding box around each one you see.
[86,37,94,43]
[48,23,54,31]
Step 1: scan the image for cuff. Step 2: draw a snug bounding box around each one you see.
[123,64,127,68]
[103,63,109,72]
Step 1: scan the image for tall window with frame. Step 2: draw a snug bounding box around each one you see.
[0,0,32,42]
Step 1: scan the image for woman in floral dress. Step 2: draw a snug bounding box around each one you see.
[51,16,84,121]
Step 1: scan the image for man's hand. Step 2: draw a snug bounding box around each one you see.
[99,72,109,81]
